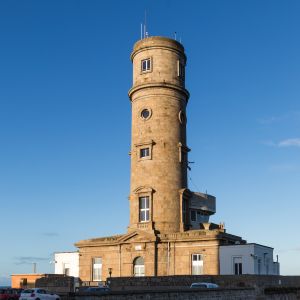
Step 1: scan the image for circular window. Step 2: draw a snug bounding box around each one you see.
[140,108,152,120]
[179,110,187,124]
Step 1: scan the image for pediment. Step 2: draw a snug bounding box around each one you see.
[133,186,155,194]
[118,229,157,243]
[75,229,157,248]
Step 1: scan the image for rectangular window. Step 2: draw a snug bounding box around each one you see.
[140,148,150,158]
[192,254,203,275]
[190,210,196,222]
[134,265,145,277]
[92,257,102,281]
[233,257,243,275]
[141,58,151,72]
[177,60,185,79]
[139,196,150,222]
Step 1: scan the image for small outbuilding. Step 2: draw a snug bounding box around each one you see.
[219,243,280,275]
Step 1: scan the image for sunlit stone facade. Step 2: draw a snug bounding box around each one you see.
[75,36,244,282]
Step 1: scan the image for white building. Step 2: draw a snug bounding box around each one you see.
[220,243,280,275]
[54,252,79,278]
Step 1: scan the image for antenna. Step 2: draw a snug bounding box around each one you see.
[141,23,143,40]
[174,32,177,40]
[144,10,149,38]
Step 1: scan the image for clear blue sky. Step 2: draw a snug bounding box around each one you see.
[0,0,299,285]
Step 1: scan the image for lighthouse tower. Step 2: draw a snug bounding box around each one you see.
[128,37,190,234]
[76,36,244,280]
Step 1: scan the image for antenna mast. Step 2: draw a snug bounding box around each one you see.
[140,10,149,40]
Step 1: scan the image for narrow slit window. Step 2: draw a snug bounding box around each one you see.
[177,60,185,79]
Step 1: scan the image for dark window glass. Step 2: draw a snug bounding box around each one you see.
[191,210,196,222]
[140,148,150,158]
[141,58,151,71]
[141,109,150,119]
[234,263,243,275]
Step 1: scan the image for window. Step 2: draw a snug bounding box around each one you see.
[177,60,185,80]
[92,257,102,281]
[141,109,151,120]
[190,210,196,222]
[178,143,190,163]
[141,58,151,72]
[136,140,154,161]
[133,256,145,277]
[139,196,150,222]
[140,148,150,158]
[192,254,203,275]
[233,257,242,275]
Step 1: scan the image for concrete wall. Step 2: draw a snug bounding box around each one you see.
[62,286,300,300]
[73,288,258,299]
[11,274,45,288]
[55,252,79,278]
[108,275,300,291]
[220,244,279,275]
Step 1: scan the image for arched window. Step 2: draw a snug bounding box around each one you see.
[133,256,145,277]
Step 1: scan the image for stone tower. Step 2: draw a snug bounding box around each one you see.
[128,37,190,234]
[76,36,245,280]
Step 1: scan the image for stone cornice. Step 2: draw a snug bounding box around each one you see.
[130,36,186,62]
[128,83,190,102]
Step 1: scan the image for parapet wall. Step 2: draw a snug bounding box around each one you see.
[108,274,300,291]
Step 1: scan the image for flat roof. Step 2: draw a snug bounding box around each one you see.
[54,251,79,254]
[10,274,45,276]
[220,243,274,249]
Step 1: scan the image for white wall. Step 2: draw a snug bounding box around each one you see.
[54,252,79,278]
[219,244,279,275]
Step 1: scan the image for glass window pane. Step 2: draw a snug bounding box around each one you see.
[140,198,145,209]
[93,257,102,281]
[134,257,145,277]
[141,59,151,71]
[140,210,145,221]
[140,148,150,158]
[94,258,102,264]
[141,109,150,119]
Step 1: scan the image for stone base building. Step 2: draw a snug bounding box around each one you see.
[75,36,278,283]
[76,225,244,281]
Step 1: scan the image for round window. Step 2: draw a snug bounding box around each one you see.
[140,108,151,120]
[179,110,187,124]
